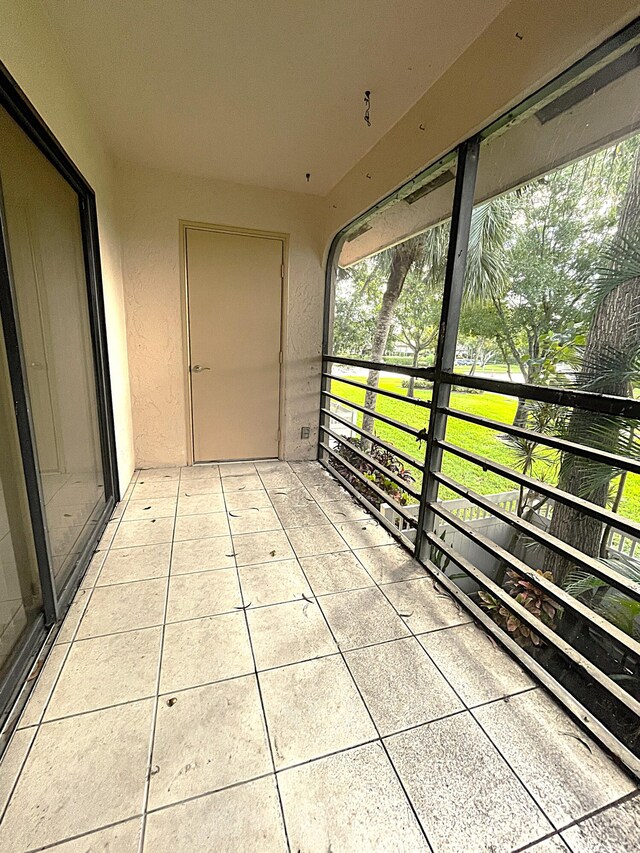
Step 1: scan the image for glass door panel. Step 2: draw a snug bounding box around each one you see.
[0,105,107,594]
[0,327,42,682]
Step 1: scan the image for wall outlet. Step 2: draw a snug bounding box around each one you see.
[300,426,310,439]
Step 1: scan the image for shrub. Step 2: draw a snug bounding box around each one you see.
[328,437,415,508]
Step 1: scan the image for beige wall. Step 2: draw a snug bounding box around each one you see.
[324,0,640,249]
[117,161,325,468]
[0,0,134,494]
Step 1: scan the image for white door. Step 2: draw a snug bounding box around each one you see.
[186,227,283,462]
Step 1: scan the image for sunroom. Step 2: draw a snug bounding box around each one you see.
[1,1,640,851]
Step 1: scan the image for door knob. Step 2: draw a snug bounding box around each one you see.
[191,364,210,373]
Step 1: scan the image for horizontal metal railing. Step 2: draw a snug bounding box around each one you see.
[318,354,640,776]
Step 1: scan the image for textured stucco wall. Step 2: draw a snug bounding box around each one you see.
[117,161,325,468]
[0,0,135,494]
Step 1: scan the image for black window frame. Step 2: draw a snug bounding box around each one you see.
[0,59,119,742]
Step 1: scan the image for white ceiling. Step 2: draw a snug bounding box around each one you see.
[42,0,510,195]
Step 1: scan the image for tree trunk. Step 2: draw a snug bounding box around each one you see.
[545,148,640,586]
[407,349,419,398]
[513,398,528,427]
[362,239,423,436]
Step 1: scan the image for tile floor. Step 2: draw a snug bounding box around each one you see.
[0,460,638,852]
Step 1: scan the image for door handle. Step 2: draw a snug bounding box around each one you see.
[191,364,211,373]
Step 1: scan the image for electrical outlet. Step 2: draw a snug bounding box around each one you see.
[300,426,310,439]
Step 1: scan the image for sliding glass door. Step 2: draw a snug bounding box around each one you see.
[0,106,108,594]
[0,71,118,740]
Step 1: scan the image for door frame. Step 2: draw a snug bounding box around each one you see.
[0,59,120,744]
[179,220,289,464]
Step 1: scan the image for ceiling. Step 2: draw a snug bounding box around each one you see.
[42,0,510,195]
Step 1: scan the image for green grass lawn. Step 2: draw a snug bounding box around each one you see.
[329,375,640,521]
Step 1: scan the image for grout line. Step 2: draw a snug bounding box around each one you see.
[229,467,292,853]
[136,467,180,853]
[256,465,434,852]
[0,470,141,827]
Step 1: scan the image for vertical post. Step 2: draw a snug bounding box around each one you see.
[415,137,480,560]
[318,236,342,463]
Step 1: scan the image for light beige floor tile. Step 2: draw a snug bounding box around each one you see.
[219,461,257,477]
[110,500,125,520]
[354,544,425,584]
[233,530,295,567]
[112,516,174,549]
[300,552,374,595]
[239,559,312,607]
[319,587,410,650]
[19,645,70,728]
[561,796,640,853]
[43,818,143,851]
[229,506,282,535]
[385,713,551,853]
[0,727,37,814]
[122,497,177,522]
[160,612,253,693]
[247,599,337,670]
[337,518,395,549]
[166,568,241,622]
[320,498,372,522]
[382,577,472,633]
[286,524,347,558]
[144,776,287,852]
[260,656,376,769]
[179,477,223,495]
[170,535,235,574]
[420,622,534,706]
[346,637,463,736]
[174,511,229,541]
[222,473,263,492]
[273,502,328,529]
[44,627,162,720]
[97,543,171,586]
[55,589,91,644]
[131,479,179,499]
[177,492,225,515]
[80,551,107,589]
[268,486,313,507]
[258,470,303,490]
[529,837,572,852]
[306,479,349,503]
[180,463,220,479]
[288,461,332,485]
[148,676,270,809]
[96,520,118,551]
[278,742,429,852]
[474,690,635,828]
[254,460,291,473]
[224,489,272,511]
[0,700,153,851]
[76,578,167,639]
[138,467,180,479]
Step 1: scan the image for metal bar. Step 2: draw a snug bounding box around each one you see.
[320,407,423,469]
[325,371,432,409]
[323,353,436,382]
[430,501,640,657]
[415,137,481,559]
[319,456,417,545]
[442,370,640,419]
[438,438,640,543]
[426,531,640,720]
[322,389,425,438]
[419,554,640,779]
[320,424,422,501]
[443,405,640,476]
[433,471,640,601]
[319,442,417,526]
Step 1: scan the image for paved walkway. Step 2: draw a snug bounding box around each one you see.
[0,461,637,851]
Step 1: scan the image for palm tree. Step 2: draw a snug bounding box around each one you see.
[545,146,640,586]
